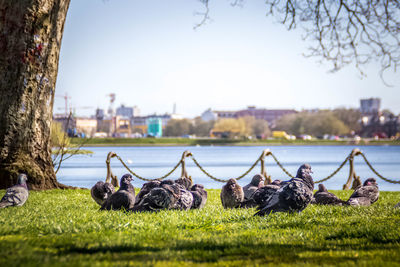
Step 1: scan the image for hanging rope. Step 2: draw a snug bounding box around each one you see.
[267,153,295,179]
[106,148,400,185]
[113,154,182,181]
[190,155,261,183]
[314,156,350,184]
[358,152,400,184]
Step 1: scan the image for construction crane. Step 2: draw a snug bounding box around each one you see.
[106,93,116,117]
[57,106,94,116]
[106,93,116,136]
[55,93,71,116]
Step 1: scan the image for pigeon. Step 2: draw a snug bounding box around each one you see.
[255,164,314,216]
[240,179,282,208]
[395,202,400,208]
[0,174,29,209]
[100,174,135,211]
[190,184,208,209]
[134,180,161,205]
[346,178,379,206]
[175,175,193,190]
[243,174,265,200]
[173,184,193,210]
[313,184,345,206]
[131,180,181,212]
[220,178,244,209]
[90,181,115,206]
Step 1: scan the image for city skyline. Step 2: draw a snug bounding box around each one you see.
[55,0,400,118]
[54,99,396,120]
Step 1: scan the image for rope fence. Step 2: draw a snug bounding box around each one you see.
[105,148,400,189]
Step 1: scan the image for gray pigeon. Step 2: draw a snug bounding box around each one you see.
[134,180,161,205]
[240,179,281,208]
[346,178,379,206]
[313,184,345,206]
[243,174,265,200]
[255,164,314,216]
[190,184,208,209]
[174,175,193,190]
[0,174,29,209]
[220,178,244,209]
[395,202,400,208]
[91,181,115,206]
[173,184,193,210]
[100,174,135,211]
[131,180,181,212]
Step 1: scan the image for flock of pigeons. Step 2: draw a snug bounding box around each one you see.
[220,164,382,216]
[0,164,398,216]
[91,173,208,212]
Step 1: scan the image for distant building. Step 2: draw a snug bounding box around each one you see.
[116,105,134,118]
[201,108,237,122]
[132,106,140,117]
[147,118,162,137]
[75,118,97,137]
[236,106,297,127]
[131,116,147,134]
[359,98,400,138]
[53,115,97,137]
[201,106,297,127]
[147,113,176,130]
[95,108,105,120]
[360,98,380,115]
[201,109,218,121]
[130,113,180,136]
[113,116,131,137]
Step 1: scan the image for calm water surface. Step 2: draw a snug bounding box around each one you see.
[57,145,400,191]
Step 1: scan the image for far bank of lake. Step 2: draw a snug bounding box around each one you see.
[71,137,400,147]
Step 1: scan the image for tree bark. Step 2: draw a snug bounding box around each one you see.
[0,0,70,189]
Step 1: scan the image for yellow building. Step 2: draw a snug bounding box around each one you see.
[75,118,97,137]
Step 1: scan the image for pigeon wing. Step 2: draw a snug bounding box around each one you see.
[0,186,29,207]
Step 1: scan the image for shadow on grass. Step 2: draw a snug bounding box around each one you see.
[60,240,400,264]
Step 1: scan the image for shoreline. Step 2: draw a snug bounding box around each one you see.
[72,138,400,147]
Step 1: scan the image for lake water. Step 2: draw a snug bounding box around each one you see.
[57,145,400,191]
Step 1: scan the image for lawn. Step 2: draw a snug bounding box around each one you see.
[0,188,399,266]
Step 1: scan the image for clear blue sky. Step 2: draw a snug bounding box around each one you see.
[55,0,400,118]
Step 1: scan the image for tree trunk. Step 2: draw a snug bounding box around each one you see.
[0,0,70,189]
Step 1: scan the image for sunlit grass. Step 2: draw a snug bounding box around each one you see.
[0,189,399,266]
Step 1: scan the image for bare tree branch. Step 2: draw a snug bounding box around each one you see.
[266,0,400,79]
[198,1,400,82]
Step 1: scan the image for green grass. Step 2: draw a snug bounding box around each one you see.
[71,137,400,147]
[0,189,399,266]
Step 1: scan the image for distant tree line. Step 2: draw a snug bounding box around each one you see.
[274,108,362,137]
[164,117,215,137]
[164,108,366,138]
[164,116,271,138]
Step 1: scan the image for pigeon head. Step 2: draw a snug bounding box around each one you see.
[250,174,265,187]
[318,184,327,192]
[296,164,313,178]
[104,183,115,196]
[17,173,28,185]
[295,164,314,190]
[160,180,174,186]
[120,174,133,185]
[226,178,241,191]
[191,184,205,191]
[363,177,377,186]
